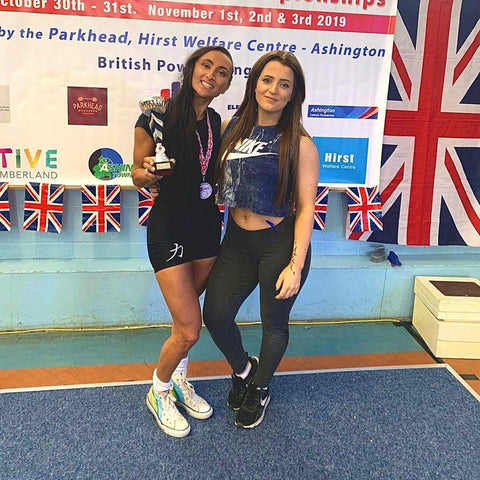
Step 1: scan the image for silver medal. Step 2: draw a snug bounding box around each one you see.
[200,182,213,199]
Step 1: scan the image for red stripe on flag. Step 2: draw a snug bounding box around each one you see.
[380,164,404,205]
[453,30,480,84]
[445,151,480,233]
[392,42,412,100]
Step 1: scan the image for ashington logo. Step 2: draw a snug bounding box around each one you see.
[68,87,107,126]
[88,148,132,181]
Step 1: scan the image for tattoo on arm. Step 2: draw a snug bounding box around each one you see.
[289,245,298,275]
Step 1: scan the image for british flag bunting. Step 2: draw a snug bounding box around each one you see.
[138,188,154,227]
[81,184,121,233]
[349,0,480,246]
[346,187,383,234]
[23,182,64,233]
[0,182,11,232]
[313,186,329,231]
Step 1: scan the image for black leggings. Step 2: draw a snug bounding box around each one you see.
[203,214,311,387]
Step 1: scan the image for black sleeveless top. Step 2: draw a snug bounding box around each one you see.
[135,107,222,210]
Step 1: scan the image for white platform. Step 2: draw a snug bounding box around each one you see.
[412,276,480,359]
[414,276,480,322]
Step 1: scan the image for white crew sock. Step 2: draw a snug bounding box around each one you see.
[153,369,172,395]
[174,357,188,376]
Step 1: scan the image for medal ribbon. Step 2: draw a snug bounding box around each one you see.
[195,110,213,180]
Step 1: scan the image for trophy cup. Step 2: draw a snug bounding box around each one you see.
[139,96,174,176]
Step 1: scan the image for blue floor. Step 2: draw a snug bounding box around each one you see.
[1,366,478,480]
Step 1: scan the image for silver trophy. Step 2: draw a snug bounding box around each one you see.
[139,96,174,176]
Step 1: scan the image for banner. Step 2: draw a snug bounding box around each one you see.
[0,0,397,187]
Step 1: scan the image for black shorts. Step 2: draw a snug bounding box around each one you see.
[147,200,221,272]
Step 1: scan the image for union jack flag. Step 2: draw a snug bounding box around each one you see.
[138,188,154,227]
[346,186,383,234]
[349,0,480,246]
[313,186,329,230]
[81,184,121,233]
[0,182,10,232]
[23,182,64,233]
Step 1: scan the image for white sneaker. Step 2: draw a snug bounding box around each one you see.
[146,386,190,438]
[171,372,213,420]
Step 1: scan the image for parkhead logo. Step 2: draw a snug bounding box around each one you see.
[88,148,132,180]
[68,87,107,126]
[313,137,369,184]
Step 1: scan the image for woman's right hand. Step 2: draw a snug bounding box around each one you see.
[144,157,175,198]
[143,156,176,179]
[143,156,157,182]
[142,156,159,196]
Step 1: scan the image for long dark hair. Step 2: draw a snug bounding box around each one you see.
[217,51,307,210]
[163,46,233,204]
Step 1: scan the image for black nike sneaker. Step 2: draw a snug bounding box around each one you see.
[235,382,270,429]
[227,355,259,410]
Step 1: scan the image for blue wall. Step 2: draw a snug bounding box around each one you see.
[0,188,478,330]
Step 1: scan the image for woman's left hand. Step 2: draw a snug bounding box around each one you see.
[275,264,302,299]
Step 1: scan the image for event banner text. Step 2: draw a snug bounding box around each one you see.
[0,0,397,186]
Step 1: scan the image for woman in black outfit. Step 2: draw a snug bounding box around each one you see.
[203,51,319,429]
[132,46,233,438]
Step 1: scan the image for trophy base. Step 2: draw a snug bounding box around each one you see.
[153,161,174,177]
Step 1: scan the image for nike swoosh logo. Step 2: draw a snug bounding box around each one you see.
[260,395,268,407]
[226,152,277,160]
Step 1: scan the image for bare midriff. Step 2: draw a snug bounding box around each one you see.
[229,207,285,231]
